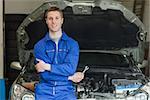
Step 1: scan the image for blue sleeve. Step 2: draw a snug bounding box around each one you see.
[51,41,79,76]
[34,42,68,81]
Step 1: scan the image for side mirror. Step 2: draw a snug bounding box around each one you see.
[10,61,22,70]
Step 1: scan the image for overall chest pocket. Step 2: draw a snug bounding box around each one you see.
[58,49,69,62]
[46,49,55,62]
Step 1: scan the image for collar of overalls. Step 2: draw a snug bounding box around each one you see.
[45,31,69,42]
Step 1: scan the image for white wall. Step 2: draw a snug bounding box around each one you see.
[5,0,45,14]
[117,0,135,11]
[0,0,4,78]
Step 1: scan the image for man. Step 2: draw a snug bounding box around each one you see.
[34,7,84,100]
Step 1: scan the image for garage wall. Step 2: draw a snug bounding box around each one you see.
[5,0,45,14]
[0,0,4,79]
[116,0,135,11]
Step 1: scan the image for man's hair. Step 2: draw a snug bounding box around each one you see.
[44,7,63,18]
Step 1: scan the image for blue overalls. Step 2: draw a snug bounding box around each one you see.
[34,32,79,100]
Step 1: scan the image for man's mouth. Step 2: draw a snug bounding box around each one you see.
[52,25,57,28]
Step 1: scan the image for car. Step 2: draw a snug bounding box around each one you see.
[9,0,150,100]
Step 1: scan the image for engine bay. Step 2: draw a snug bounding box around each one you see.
[19,70,146,99]
[75,72,145,99]
[14,51,148,100]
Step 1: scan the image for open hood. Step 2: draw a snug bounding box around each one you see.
[16,0,147,65]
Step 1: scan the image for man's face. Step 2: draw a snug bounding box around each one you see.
[46,11,63,33]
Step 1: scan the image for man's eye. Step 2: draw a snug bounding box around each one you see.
[56,17,59,20]
[49,18,52,20]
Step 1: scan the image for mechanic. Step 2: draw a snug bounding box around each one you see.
[34,7,84,100]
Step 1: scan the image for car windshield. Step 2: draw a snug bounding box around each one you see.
[78,52,129,68]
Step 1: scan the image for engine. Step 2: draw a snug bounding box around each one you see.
[76,73,143,99]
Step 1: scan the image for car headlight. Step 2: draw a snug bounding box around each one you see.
[22,92,34,100]
[141,82,150,96]
[13,84,24,99]
[11,84,34,100]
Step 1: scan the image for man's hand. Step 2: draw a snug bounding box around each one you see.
[35,59,51,73]
[68,72,84,83]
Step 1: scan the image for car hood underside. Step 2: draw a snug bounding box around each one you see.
[25,7,139,50]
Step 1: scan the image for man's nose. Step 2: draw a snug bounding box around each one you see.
[52,19,56,24]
